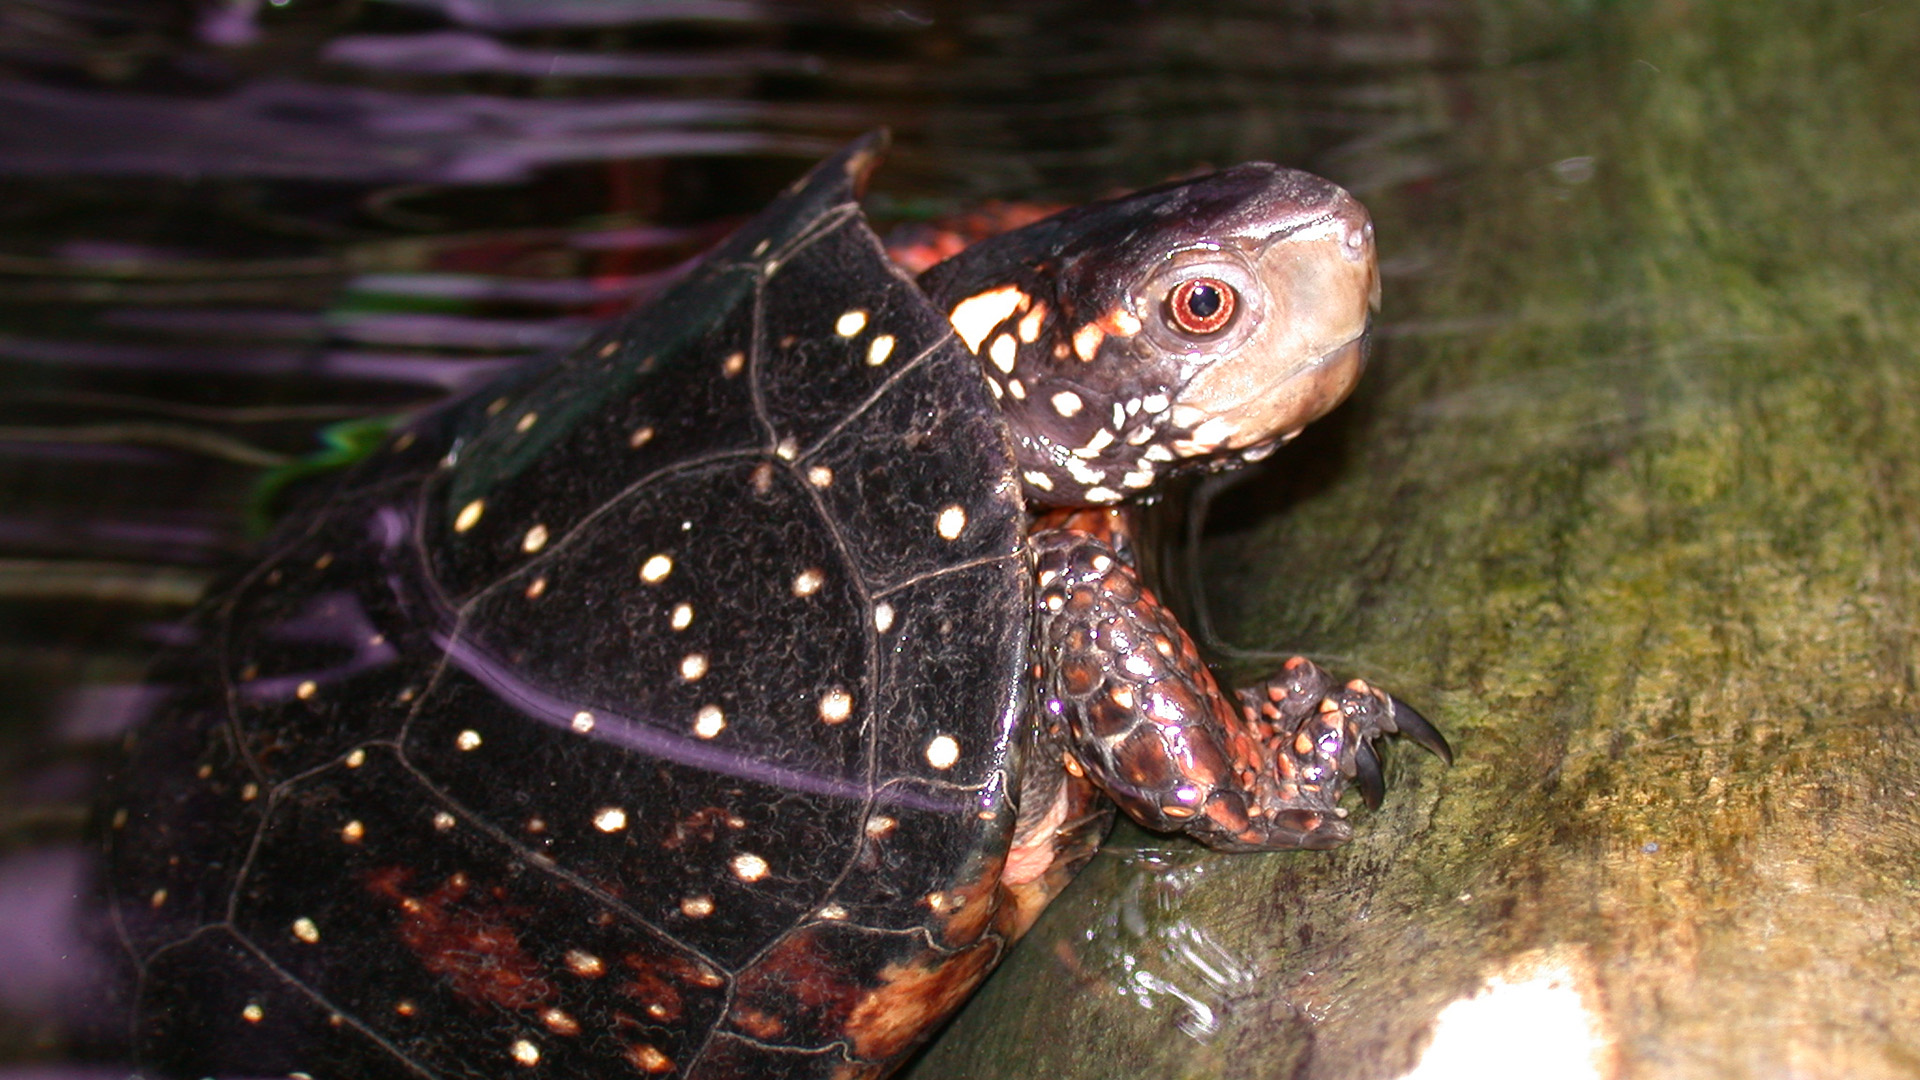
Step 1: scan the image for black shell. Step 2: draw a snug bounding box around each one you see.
[102,134,1034,1079]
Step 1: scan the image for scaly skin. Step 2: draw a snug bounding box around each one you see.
[1026,509,1450,857]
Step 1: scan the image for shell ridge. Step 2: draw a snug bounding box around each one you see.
[375,740,714,972]
[446,447,762,611]
[791,330,945,465]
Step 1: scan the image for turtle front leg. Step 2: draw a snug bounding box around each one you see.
[1029,509,1450,853]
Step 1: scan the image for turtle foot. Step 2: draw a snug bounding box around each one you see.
[1237,657,1451,815]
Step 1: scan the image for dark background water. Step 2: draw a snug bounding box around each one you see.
[6,2,1918,1078]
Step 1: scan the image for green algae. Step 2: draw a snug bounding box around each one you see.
[908,4,1920,1078]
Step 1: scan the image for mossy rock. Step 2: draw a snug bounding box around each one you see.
[907,4,1920,1078]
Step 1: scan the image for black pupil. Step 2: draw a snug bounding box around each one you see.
[1185,282,1222,319]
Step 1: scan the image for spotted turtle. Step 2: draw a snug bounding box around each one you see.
[100,133,1449,1080]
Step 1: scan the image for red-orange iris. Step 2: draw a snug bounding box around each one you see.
[1167,277,1236,335]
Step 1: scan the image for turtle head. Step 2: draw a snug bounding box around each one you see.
[919,164,1378,507]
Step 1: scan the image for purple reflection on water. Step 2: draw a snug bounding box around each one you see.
[0,335,516,390]
[0,515,225,561]
[0,80,847,184]
[324,31,819,79]
[0,847,98,1021]
[433,629,966,814]
[54,684,171,742]
[372,0,774,31]
[347,272,661,306]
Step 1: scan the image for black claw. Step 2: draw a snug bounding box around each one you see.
[1388,696,1453,765]
[1352,740,1386,810]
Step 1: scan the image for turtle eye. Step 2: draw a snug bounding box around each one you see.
[1166,277,1237,335]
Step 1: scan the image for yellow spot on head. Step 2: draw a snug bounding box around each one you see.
[988,333,1017,374]
[873,602,895,632]
[670,603,693,630]
[679,653,708,681]
[292,917,320,944]
[693,705,726,739]
[1017,302,1048,343]
[948,285,1029,353]
[592,807,629,832]
[680,895,716,918]
[793,567,825,596]
[639,554,673,583]
[510,1038,540,1066]
[455,729,482,751]
[867,334,895,365]
[522,524,549,553]
[1072,323,1105,362]
[1098,307,1142,336]
[731,852,770,882]
[571,710,595,732]
[721,351,745,377]
[454,499,484,533]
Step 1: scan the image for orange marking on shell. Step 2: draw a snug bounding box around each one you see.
[363,867,555,1011]
[625,1044,674,1074]
[844,942,1001,1061]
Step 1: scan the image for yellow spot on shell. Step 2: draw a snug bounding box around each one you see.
[819,688,853,724]
[835,310,868,336]
[292,918,320,944]
[731,852,769,882]
[936,505,967,540]
[639,554,673,583]
[867,334,895,365]
[454,499,484,533]
[592,807,628,832]
[926,734,960,769]
[693,705,726,739]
